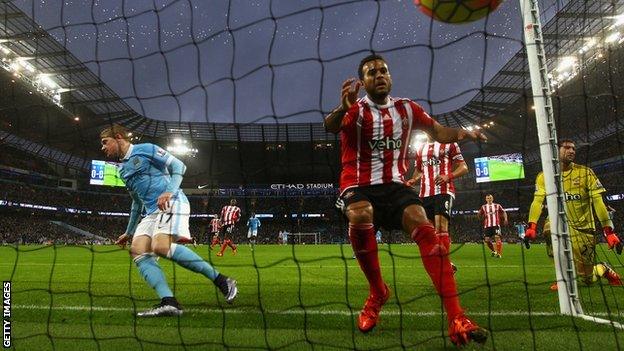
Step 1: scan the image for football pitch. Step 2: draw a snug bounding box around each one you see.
[488,160,525,182]
[1,243,623,350]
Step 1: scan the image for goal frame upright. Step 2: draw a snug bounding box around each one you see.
[519,0,624,329]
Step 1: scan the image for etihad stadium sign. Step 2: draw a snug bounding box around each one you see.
[270,183,334,190]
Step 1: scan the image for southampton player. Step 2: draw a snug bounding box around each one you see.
[407,135,468,272]
[100,124,237,317]
[324,54,488,346]
[209,215,222,250]
[525,139,622,287]
[247,212,261,250]
[217,199,240,256]
[478,194,508,258]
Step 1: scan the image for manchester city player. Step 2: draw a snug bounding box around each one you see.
[100,124,238,317]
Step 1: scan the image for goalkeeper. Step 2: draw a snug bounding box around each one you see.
[525,139,622,287]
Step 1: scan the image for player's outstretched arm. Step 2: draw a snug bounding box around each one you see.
[324,78,360,134]
[157,156,187,211]
[593,194,622,254]
[126,193,142,237]
[165,156,186,193]
[525,194,544,240]
[426,121,487,144]
[525,173,546,240]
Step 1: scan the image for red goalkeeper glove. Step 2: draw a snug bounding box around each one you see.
[604,226,623,254]
[525,222,538,240]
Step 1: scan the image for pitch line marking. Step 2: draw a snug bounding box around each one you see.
[12,304,621,318]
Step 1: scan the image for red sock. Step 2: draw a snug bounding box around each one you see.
[349,223,386,297]
[437,231,451,253]
[218,242,227,255]
[412,224,463,322]
[485,240,495,252]
[210,237,220,248]
[496,239,503,255]
[228,239,237,250]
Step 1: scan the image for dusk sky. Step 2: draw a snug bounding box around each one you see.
[14,0,565,124]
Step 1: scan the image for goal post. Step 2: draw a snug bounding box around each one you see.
[520,0,624,329]
[290,232,320,245]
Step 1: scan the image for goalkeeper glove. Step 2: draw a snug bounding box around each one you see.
[525,222,538,240]
[604,226,623,254]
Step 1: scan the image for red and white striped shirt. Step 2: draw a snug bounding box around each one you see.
[220,205,241,226]
[339,95,435,193]
[479,203,505,228]
[415,141,463,198]
[210,218,221,233]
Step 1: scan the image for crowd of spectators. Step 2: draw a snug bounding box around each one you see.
[1,160,622,246]
[0,213,99,245]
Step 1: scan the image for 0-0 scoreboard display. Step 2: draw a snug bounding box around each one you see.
[474,153,525,183]
[90,160,125,187]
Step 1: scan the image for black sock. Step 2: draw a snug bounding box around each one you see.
[162,296,180,307]
[214,273,227,287]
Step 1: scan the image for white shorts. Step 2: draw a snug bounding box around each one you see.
[247,229,258,238]
[134,201,191,242]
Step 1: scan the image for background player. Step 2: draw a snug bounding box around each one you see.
[375,229,383,244]
[324,54,488,346]
[209,215,222,250]
[407,135,468,272]
[525,139,622,288]
[217,199,241,256]
[101,124,237,317]
[514,221,530,249]
[478,194,508,258]
[247,212,261,250]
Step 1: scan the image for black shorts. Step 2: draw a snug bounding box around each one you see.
[221,224,236,237]
[483,226,501,238]
[422,194,454,221]
[339,183,422,231]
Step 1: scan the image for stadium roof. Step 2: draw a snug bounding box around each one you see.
[0,0,623,174]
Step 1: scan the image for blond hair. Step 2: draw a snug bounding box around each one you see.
[100,124,130,140]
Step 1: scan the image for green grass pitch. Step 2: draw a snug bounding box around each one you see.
[1,243,623,350]
[488,160,525,182]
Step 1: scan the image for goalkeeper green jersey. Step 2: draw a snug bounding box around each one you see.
[531,163,606,231]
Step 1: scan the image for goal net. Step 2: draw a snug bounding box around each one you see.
[0,0,623,350]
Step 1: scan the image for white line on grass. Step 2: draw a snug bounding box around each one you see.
[12,304,621,318]
[0,263,533,268]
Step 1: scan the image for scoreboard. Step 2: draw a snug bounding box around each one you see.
[473,153,525,183]
[90,160,125,187]
[474,157,490,183]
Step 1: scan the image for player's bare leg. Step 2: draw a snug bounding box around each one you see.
[404,204,487,346]
[130,235,181,317]
[346,200,389,333]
